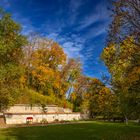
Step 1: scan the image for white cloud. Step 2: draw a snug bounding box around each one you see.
[2,0,110,78]
[84,25,106,40]
[63,41,83,58]
[45,32,84,60]
[47,33,59,40]
[68,0,85,25]
[77,1,110,31]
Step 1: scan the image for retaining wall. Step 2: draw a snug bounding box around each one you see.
[5,113,81,124]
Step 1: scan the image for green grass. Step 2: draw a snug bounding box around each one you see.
[0,121,140,140]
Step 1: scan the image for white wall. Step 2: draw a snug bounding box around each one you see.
[5,104,73,114]
[5,113,81,124]
[5,105,42,113]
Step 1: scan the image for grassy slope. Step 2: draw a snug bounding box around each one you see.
[0,121,140,140]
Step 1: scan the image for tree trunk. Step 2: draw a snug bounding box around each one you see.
[125,116,128,125]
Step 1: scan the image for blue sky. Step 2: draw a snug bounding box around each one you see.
[0,0,111,79]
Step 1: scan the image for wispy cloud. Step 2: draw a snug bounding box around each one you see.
[46,32,85,59]
[52,1,110,78]
[83,24,107,40]
[77,1,110,31]
[68,0,85,25]
[63,41,82,58]
[47,33,59,40]
[0,0,111,78]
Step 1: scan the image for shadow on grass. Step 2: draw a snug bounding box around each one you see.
[0,122,140,140]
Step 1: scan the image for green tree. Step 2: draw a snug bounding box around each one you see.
[101,37,140,123]
[0,9,27,110]
[102,0,140,123]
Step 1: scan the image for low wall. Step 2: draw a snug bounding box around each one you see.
[5,113,81,124]
[5,104,73,114]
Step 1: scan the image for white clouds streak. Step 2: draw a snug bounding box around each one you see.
[46,33,84,59]
[77,1,110,31]
[1,0,111,77]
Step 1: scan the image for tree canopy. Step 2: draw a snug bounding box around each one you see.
[0,9,27,110]
[102,0,140,123]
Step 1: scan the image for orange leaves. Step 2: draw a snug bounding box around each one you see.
[30,41,66,70]
[92,78,103,86]
[23,38,68,97]
[49,43,66,70]
[83,93,90,99]
[101,44,117,72]
[125,66,140,86]
[19,75,26,89]
[101,37,139,86]
[31,65,55,87]
[53,82,59,89]
[71,92,77,101]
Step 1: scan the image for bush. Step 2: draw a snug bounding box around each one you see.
[40,118,48,124]
[72,118,78,122]
[54,119,59,122]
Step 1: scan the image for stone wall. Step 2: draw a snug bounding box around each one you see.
[5,113,81,124]
[5,104,43,113]
[4,104,88,124]
[5,104,72,114]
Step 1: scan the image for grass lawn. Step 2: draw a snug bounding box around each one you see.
[0,121,140,140]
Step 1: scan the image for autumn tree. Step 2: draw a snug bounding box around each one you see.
[0,9,27,110]
[101,37,140,123]
[23,37,66,97]
[70,76,116,118]
[101,0,140,123]
[86,79,113,119]
[107,0,140,46]
[21,36,74,108]
[70,76,90,112]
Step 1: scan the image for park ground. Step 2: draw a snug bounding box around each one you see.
[0,121,140,140]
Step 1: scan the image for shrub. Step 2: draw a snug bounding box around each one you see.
[40,118,48,124]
